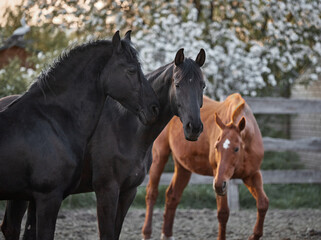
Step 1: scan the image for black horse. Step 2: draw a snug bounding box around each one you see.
[0,30,159,240]
[0,48,206,240]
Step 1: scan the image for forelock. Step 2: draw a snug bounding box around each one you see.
[174,58,202,82]
[122,39,140,64]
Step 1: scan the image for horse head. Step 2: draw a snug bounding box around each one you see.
[169,48,206,141]
[101,30,159,125]
[213,113,246,196]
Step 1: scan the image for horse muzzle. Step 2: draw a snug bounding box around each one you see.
[138,104,159,125]
[214,181,227,196]
[183,121,203,141]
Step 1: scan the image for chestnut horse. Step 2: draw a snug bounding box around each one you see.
[143,93,269,240]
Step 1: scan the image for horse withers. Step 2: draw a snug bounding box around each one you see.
[143,93,269,240]
[1,48,206,240]
[0,30,159,240]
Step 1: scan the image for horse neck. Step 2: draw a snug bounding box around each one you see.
[40,43,111,95]
[29,43,112,140]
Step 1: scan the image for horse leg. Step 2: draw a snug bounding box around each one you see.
[114,187,137,240]
[142,135,171,239]
[162,159,192,239]
[216,194,229,240]
[34,193,62,240]
[243,171,269,240]
[22,201,37,240]
[1,200,27,240]
[94,181,119,240]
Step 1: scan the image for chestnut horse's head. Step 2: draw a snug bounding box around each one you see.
[213,113,246,196]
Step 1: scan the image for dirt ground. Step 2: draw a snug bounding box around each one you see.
[1,208,321,240]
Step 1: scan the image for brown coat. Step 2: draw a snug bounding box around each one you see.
[143,94,269,240]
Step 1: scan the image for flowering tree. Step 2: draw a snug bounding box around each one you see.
[1,0,320,99]
[132,0,321,98]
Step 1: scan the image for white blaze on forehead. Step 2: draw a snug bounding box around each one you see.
[223,139,230,149]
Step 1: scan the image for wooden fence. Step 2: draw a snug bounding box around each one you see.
[142,97,321,211]
[141,169,321,211]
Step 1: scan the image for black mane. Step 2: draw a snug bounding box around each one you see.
[33,38,140,96]
[36,40,111,93]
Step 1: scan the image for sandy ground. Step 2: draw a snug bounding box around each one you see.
[1,208,321,240]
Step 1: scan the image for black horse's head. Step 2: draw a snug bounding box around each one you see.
[101,30,159,125]
[170,48,206,141]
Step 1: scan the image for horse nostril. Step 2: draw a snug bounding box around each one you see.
[222,181,227,191]
[187,122,192,130]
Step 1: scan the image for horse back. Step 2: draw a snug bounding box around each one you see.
[201,94,264,173]
[224,94,264,171]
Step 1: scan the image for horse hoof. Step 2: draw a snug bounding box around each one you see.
[161,233,175,240]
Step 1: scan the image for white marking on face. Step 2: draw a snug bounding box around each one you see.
[223,139,230,149]
[189,78,192,82]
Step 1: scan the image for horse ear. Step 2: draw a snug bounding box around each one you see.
[238,117,246,132]
[112,30,122,53]
[215,113,225,130]
[232,102,245,124]
[174,48,184,66]
[195,48,206,67]
[124,30,132,41]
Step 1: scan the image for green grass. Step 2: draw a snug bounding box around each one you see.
[132,183,321,210]
[132,184,216,209]
[61,192,97,209]
[239,183,321,209]
[1,183,320,210]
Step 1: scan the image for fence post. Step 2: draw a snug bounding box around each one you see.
[227,179,240,211]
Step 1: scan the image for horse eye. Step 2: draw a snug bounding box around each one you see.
[202,83,206,89]
[175,83,179,88]
[234,147,239,152]
[127,67,137,75]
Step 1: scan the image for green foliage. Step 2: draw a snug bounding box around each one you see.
[0,4,73,98]
[255,114,291,139]
[27,24,70,53]
[262,151,304,170]
[0,58,33,97]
